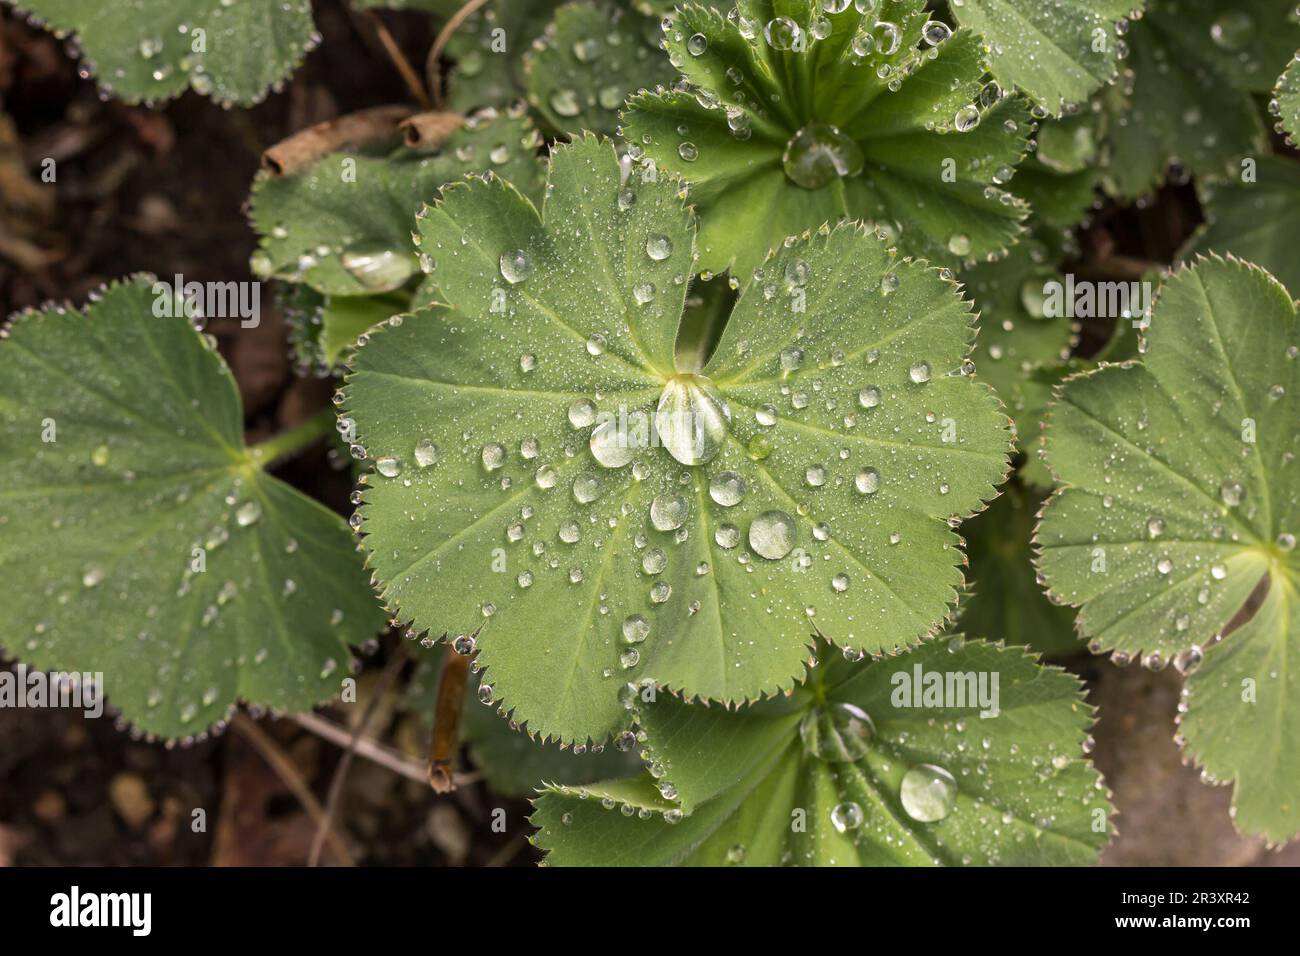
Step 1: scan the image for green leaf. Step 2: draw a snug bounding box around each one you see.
[445,0,567,114]
[1035,255,1300,842]
[1273,51,1300,143]
[622,1,1033,276]
[4,0,316,105]
[1009,109,1102,231]
[961,484,1081,657]
[531,639,1110,865]
[344,136,1012,747]
[949,0,1136,116]
[963,238,1075,481]
[1099,0,1300,200]
[249,113,545,299]
[1181,154,1300,294]
[0,278,385,739]
[402,648,640,796]
[523,2,676,137]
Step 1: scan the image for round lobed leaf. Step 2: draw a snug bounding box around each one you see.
[1035,255,1300,842]
[0,278,386,739]
[344,136,1013,747]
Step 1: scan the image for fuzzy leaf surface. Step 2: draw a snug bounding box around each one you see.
[622,1,1032,276]
[4,0,316,105]
[532,639,1109,865]
[1035,255,1300,841]
[0,279,385,739]
[344,137,1012,746]
[949,0,1136,115]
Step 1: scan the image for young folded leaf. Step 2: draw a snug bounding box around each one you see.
[621,0,1033,277]
[3,0,317,105]
[1035,255,1300,842]
[948,0,1137,116]
[532,639,1111,865]
[0,279,386,740]
[344,135,1012,748]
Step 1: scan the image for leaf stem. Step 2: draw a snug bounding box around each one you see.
[247,409,335,470]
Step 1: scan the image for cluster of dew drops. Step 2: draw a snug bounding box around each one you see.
[556,646,1104,861]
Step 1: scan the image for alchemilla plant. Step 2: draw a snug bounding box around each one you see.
[3,0,1299,865]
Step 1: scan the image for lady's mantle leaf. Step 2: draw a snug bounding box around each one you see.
[1273,52,1300,143]
[1100,0,1300,200]
[523,2,677,137]
[532,639,1110,865]
[250,113,544,299]
[1035,255,1300,842]
[3,0,317,106]
[949,0,1136,116]
[1181,155,1300,294]
[344,136,1012,747]
[445,1,567,115]
[622,1,1033,276]
[0,279,385,739]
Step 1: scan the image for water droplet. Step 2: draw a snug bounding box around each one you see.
[414,439,439,468]
[568,399,598,428]
[854,467,880,495]
[831,801,864,833]
[481,443,506,472]
[573,473,603,504]
[650,494,689,531]
[622,614,650,644]
[550,88,581,118]
[947,233,971,257]
[590,419,634,468]
[646,234,673,261]
[339,243,414,292]
[782,123,864,189]
[375,456,402,478]
[799,701,874,762]
[858,386,881,409]
[709,471,747,507]
[499,249,534,284]
[655,374,730,465]
[229,499,261,528]
[900,764,957,822]
[749,510,797,560]
[909,361,931,384]
[677,142,698,162]
[715,523,740,549]
[922,20,951,46]
[764,16,802,51]
[1219,480,1245,507]
[953,105,981,132]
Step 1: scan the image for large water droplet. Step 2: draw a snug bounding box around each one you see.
[655,374,731,465]
[799,701,874,762]
[783,123,864,189]
[709,470,747,506]
[590,419,634,468]
[831,801,864,833]
[900,764,957,822]
[499,249,534,284]
[339,243,414,292]
[650,493,689,531]
[749,510,797,560]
